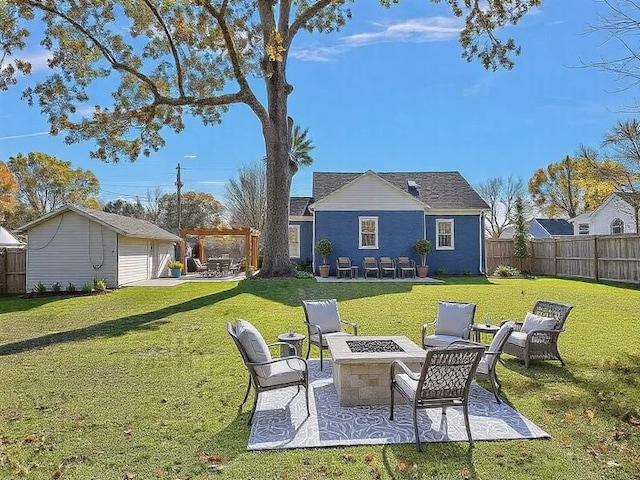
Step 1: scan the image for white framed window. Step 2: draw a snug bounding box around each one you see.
[611,218,624,234]
[436,219,454,250]
[578,223,590,235]
[359,216,378,249]
[288,225,300,258]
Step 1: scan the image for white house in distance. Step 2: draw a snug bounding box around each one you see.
[16,205,181,289]
[499,218,574,239]
[569,192,639,236]
[0,225,24,247]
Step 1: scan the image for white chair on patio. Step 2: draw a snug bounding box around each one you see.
[227,320,310,425]
[302,299,358,371]
[422,301,476,349]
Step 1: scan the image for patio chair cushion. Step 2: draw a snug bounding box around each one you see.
[521,312,557,334]
[423,334,465,348]
[310,331,353,347]
[488,321,516,353]
[476,358,490,375]
[434,302,475,337]
[304,299,342,333]
[259,358,306,387]
[236,319,272,377]
[393,373,418,399]
[507,331,528,348]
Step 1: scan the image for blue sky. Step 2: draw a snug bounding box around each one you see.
[0,0,637,205]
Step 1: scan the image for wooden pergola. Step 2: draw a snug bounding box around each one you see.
[179,227,260,272]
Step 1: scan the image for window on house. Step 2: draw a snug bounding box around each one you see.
[611,218,624,234]
[578,223,589,235]
[436,219,454,249]
[288,225,300,257]
[359,217,378,249]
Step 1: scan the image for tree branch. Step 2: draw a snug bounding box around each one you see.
[142,0,186,97]
[287,0,333,48]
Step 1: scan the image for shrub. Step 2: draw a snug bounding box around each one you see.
[493,265,521,277]
[93,278,107,292]
[462,269,472,276]
[66,283,76,293]
[294,258,312,273]
[295,271,315,279]
[51,282,62,292]
[33,282,47,294]
[82,282,94,293]
[412,239,433,266]
[435,267,447,277]
[315,239,333,265]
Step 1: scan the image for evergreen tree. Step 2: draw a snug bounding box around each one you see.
[512,195,530,273]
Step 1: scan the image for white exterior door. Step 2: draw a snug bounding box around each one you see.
[118,237,150,285]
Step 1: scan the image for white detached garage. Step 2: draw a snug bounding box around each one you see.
[16,205,181,289]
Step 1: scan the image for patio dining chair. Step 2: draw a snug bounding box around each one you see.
[422,301,476,349]
[396,256,416,279]
[227,320,310,425]
[362,257,379,279]
[379,256,396,279]
[390,344,485,451]
[336,257,353,279]
[302,299,359,371]
[502,300,573,368]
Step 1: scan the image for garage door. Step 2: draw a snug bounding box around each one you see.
[118,237,150,285]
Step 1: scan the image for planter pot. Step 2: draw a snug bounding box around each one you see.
[170,268,182,278]
[416,265,429,278]
[319,265,330,278]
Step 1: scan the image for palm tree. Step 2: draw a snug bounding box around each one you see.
[288,120,314,176]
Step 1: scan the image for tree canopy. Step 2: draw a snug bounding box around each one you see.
[103,198,147,219]
[477,175,527,238]
[157,191,224,234]
[1,0,541,276]
[0,162,18,225]
[225,162,267,232]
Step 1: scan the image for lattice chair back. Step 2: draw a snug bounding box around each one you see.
[532,301,573,330]
[380,256,394,267]
[397,257,411,267]
[363,257,377,268]
[416,346,484,402]
[337,257,351,268]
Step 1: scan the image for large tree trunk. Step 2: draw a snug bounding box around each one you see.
[257,62,296,278]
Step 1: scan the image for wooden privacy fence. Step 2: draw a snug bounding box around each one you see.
[486,235,640,284]
[0,247,26,294]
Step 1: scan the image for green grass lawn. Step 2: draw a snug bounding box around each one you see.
[0,277,639,480]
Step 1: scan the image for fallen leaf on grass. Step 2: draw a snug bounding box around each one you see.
[494,449,505,458]
[123,429,133,436]
[585,410,595,421]
[369,466,381,479]
[398,462,408,472]
[564,413,575,422]
[606,460,621,468]
[363,454,375,464]
[52,470,63,479]
[546,409,556,415]
[124,473,135,480]
[153,469,166,478]
[341,452,356,462]
[624,413,640,426]
[598,442,608,454]
[199,454,223,464]
[459,468,472,479]
[613,429,626,440]
[24,434,37,443]
[561,439,573,448]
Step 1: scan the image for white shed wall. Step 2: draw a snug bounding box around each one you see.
[26,211,118,289]
[118,237,151,285]
[152,241,173,278]
[573,197,637,235]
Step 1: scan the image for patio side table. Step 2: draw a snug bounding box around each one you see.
[351,266,359,279]
[471,323,500,343]
[277,332,306,357]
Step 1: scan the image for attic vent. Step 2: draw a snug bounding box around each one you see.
[407,180,418,189]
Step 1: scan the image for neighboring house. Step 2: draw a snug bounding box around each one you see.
[499,218,574,239]
[0,225,24,247]
[288,170,489,275]
[16,204,181,289]
[569,192,639,236]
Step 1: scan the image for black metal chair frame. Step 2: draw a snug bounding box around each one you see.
[302,299,358,371]
[389,345,484,451]
[227,322,310,425]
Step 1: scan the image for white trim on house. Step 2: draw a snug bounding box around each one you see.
[288,224,301,258]
[358,216,379,249]
[425,209,485,215]
[312,209,316,273]
[436,219,455,250]
[310,170,428,212]
[289,216,313,222]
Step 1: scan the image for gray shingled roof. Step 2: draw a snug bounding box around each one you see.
[17,204,181,242]
[289,197,313,216]
[536,218,573,236]
[313,171,489,210]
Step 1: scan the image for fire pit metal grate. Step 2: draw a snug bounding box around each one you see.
[345,339,405,353]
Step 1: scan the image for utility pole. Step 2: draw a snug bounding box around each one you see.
[176,163,183,231]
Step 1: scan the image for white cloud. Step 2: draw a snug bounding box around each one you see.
[291,16,463,62]
[0,131,49,141]
[1,49,52,74]
[197,180,227,186]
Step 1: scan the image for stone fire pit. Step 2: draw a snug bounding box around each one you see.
[326,335,426,407]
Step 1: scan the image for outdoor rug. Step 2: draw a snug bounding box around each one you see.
[247,360,549,451]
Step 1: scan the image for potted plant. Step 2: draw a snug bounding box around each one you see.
[168,260,183,278]
[315,238,333,278]
[413,239,433,277]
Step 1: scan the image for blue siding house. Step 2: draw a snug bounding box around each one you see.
[288,170,489,276]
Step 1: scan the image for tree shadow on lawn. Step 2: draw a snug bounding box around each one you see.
[0,294,71,314]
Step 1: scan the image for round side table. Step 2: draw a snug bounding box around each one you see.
[277,332,306,357]
[471,324,500,343]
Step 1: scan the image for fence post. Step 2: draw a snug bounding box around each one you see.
[0,248,6,294]
[593,236,599,282]
[553,239,557,277]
